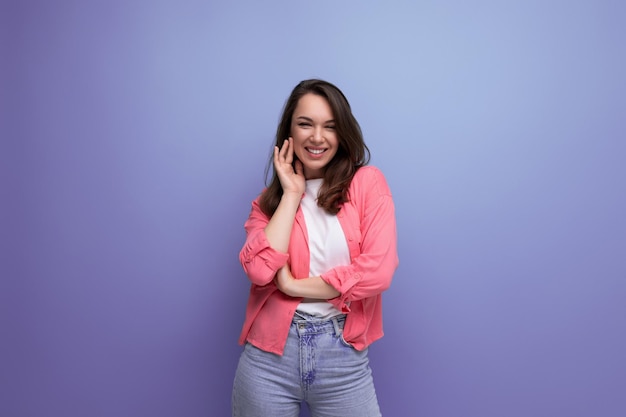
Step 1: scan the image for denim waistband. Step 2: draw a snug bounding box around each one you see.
[292,312,346,337]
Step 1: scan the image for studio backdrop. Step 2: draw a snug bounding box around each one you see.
[3,1,625,416]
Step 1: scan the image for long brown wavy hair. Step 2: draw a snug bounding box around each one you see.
[260,79,370,216]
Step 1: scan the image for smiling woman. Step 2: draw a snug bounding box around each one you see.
[232,79,399,417]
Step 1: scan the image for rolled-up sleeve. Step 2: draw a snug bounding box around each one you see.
[239,198,290,286]
[320,168,399,312]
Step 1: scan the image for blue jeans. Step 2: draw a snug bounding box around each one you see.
[232,313,382,417]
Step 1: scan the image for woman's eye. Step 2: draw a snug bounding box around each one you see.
[326,125,336,130]
[298,123,311,127]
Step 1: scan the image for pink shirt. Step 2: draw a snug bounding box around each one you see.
[238,166,399,355]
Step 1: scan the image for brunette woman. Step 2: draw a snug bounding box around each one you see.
[232,79,398,417]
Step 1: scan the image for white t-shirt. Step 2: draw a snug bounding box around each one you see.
[297,178,350,318]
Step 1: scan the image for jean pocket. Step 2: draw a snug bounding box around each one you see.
[338,333,355,349]
[244,342,267,358]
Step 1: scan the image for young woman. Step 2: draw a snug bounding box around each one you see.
[232,79,398,417]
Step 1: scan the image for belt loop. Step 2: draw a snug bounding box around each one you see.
[293,311,307,321]
[331,316,342,337]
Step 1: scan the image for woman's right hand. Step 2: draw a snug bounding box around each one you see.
[274,138,305,196]
[263,138,305,252]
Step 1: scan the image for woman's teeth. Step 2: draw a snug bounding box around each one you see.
[307,148,325,155]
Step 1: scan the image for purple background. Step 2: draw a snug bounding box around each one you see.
[3,1,625,416]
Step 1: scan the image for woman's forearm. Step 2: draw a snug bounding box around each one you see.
[290,276,341,299]
[275,266,341,299]
[263,192,302,253]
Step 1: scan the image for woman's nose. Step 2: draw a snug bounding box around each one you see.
[310,127,323,142]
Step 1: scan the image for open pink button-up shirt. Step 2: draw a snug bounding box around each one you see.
[238,166,398,355]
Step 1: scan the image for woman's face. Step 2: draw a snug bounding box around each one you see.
[290,93,339,179]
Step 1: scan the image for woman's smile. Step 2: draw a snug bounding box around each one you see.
[306,147,327,156]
